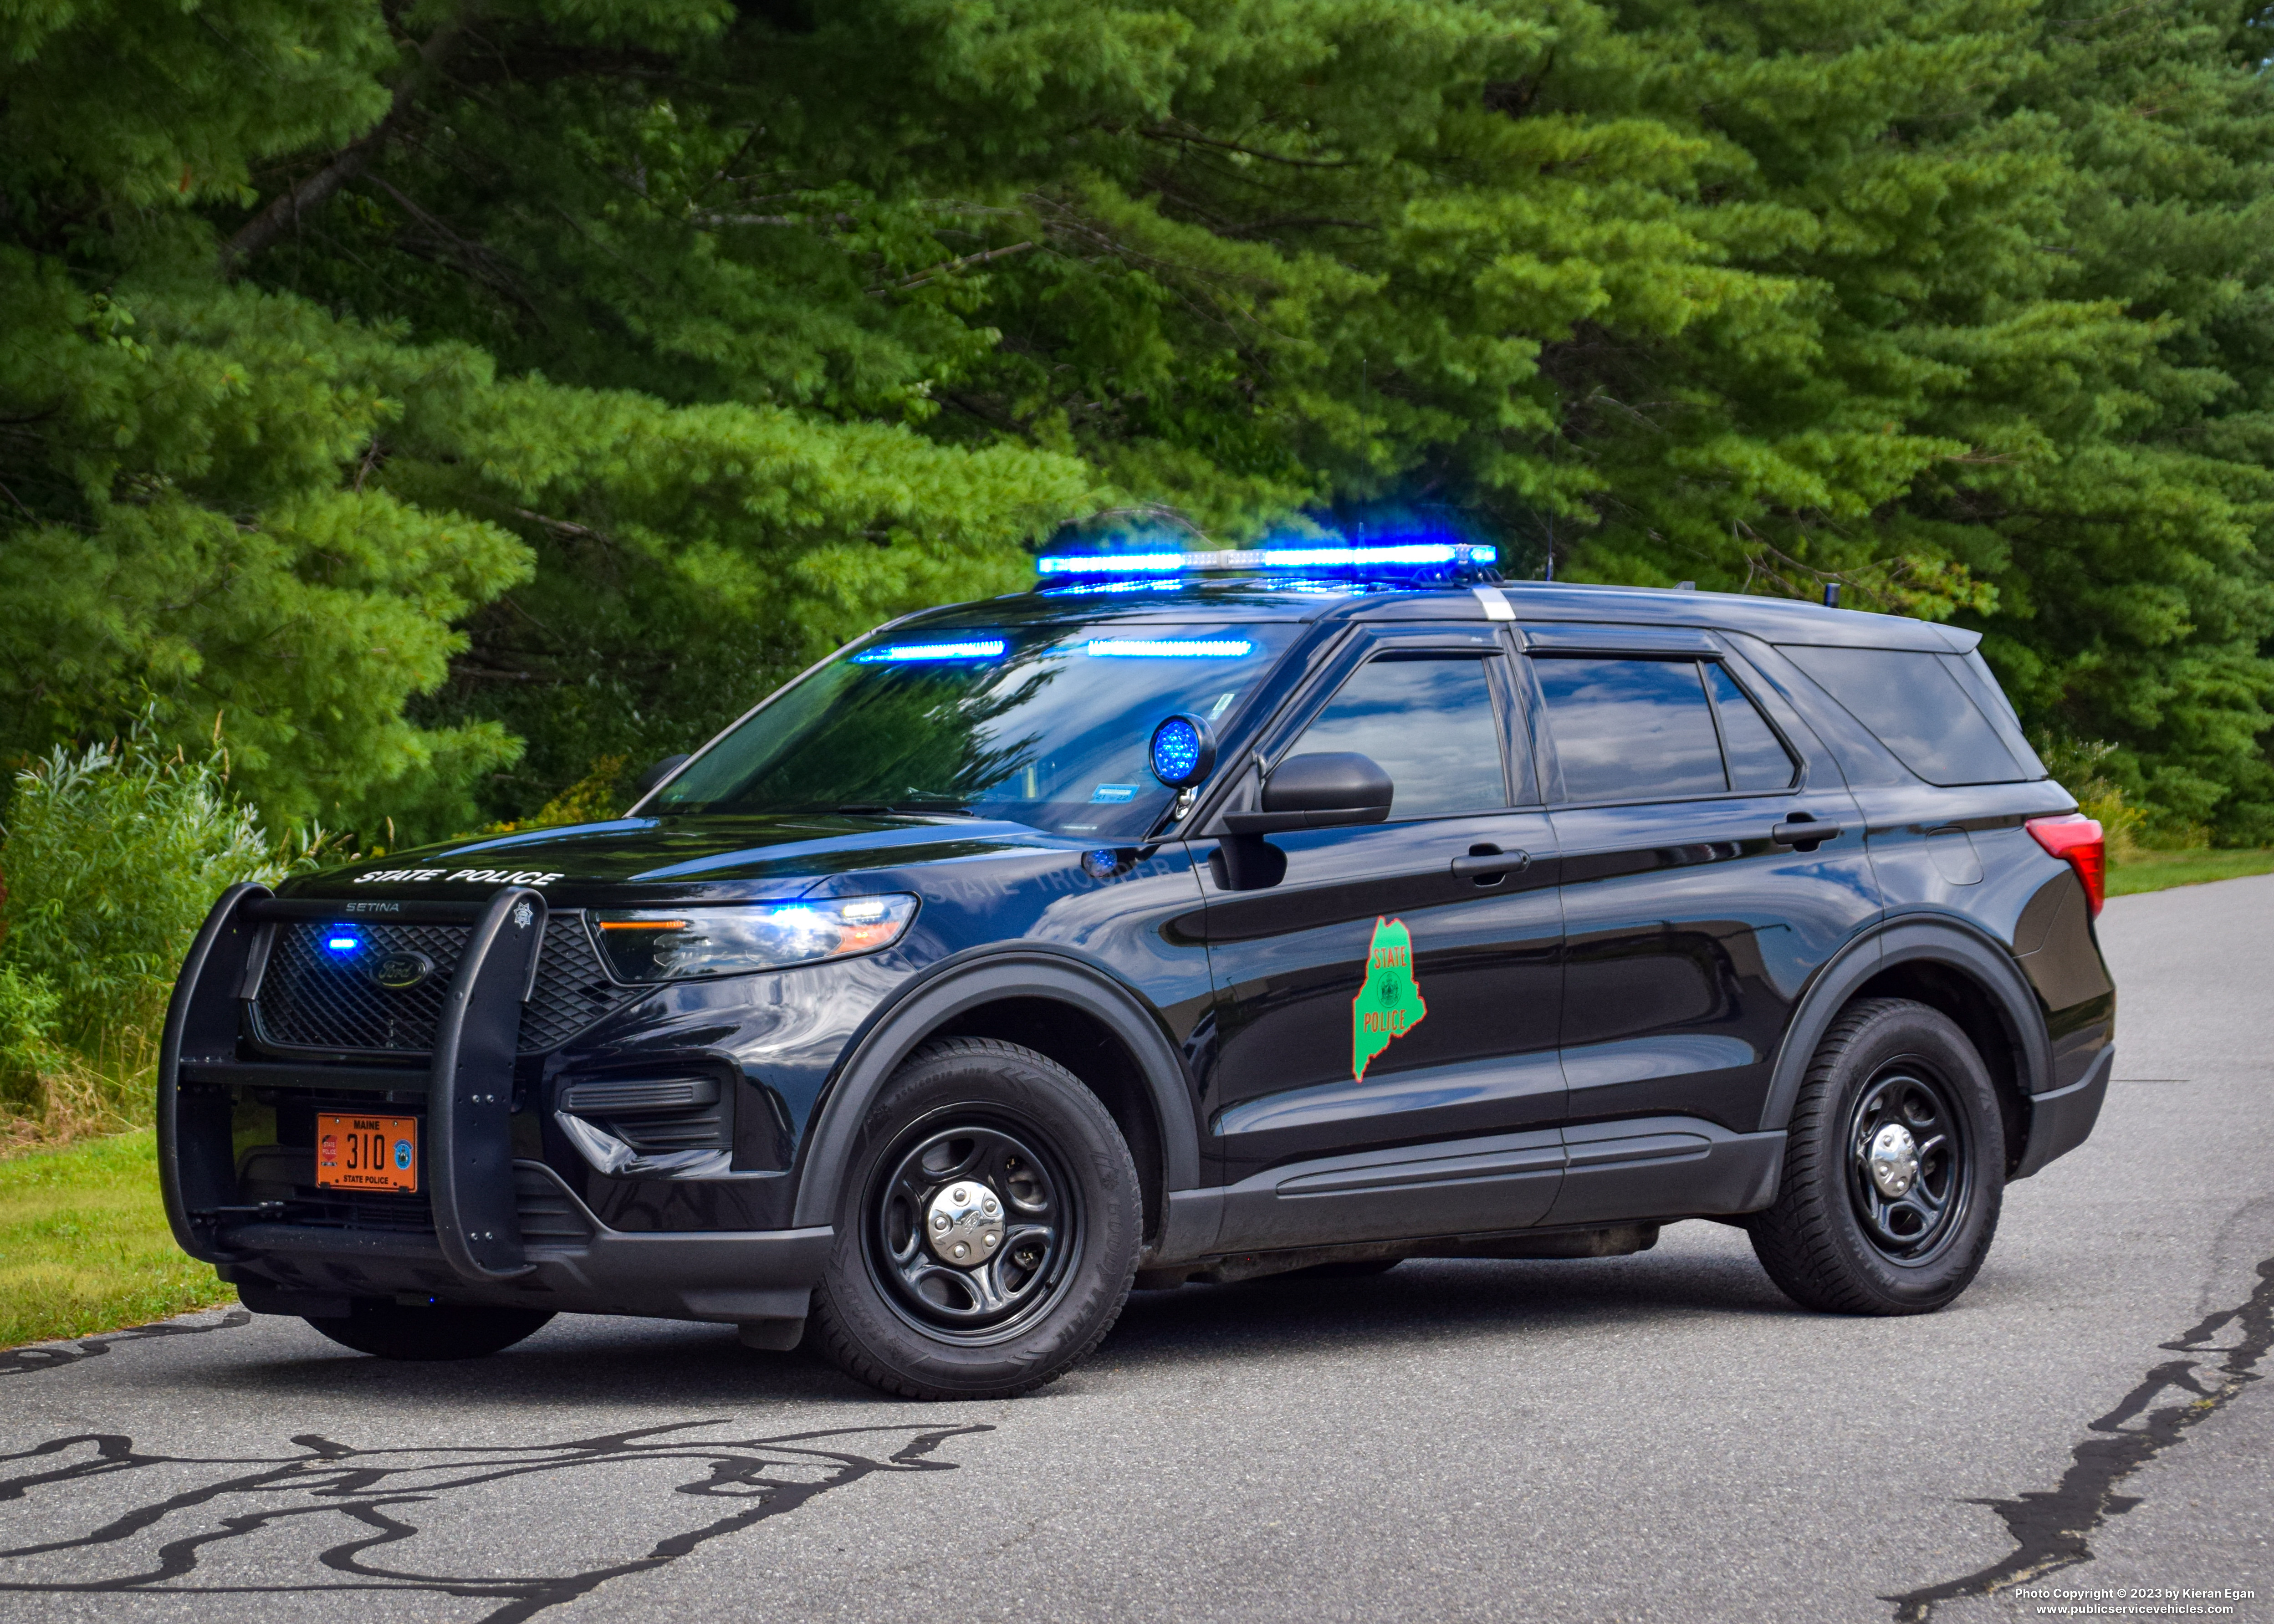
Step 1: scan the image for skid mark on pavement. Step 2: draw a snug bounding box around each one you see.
[0,1308,252,1378]
[0,1419,991,1622]
[1887,1256,2274,1621]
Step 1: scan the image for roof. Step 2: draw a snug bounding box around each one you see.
[902,576,1976,653]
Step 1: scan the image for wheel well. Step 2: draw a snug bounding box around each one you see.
[1850,960,2028,1173]
[929,997,1167,1243]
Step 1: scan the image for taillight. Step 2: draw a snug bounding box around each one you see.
[2026,814,2105,918]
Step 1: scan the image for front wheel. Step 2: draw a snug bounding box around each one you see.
[809,1037,1141,1400]
[304,1301,554,1360]
[1748,997,2004,1315]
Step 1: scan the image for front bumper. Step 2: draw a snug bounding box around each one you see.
[159,884,832,1323]
[217,1164,832,1323]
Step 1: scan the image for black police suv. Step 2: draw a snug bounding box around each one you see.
[158,556,2115,1398]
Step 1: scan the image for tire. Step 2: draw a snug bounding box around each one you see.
[808,1037,1142,1400]
[1749,997,2005,1315]
[305,1301,554,1360]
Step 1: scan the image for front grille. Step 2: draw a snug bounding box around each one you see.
[253,913,627,1057]
[281,1189,436,1233]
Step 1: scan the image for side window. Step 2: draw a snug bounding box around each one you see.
[1781,645,2028,786]
[1534,658,1725,801]
[1289,654,1507,819]
[1704,664,1799,791]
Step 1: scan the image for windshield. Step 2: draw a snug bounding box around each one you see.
[652,620,1297,837]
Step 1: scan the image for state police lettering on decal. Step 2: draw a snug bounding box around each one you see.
[352,868,566,886]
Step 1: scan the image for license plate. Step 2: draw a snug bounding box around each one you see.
[316,1112,419,1193]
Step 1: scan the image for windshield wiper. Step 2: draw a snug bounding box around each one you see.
[829,802,975,817]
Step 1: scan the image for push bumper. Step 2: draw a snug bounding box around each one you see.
[2012,1044,2113,1180]
[157,884,831,1326]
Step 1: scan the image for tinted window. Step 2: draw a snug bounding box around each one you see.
[1953,651,2047,778]
[1291,655,1506,819]
[1782,645,2027,785]
[1535,658,1726,801]
[1704,663,1799,791]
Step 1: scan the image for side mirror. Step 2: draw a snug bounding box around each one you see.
[635,753,691,796]
[1223,752,1394,833]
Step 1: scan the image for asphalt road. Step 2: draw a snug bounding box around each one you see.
[5,877,2271,1624]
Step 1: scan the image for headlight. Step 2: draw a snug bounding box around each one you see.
[589,896,919,983]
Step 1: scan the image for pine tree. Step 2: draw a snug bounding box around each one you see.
[5,0,2269,836]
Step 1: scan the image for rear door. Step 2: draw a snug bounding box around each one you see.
[1526,626,1880,1171]
[1197,623,1565,1247]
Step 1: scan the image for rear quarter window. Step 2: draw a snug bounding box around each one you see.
[1780,645,2039,786]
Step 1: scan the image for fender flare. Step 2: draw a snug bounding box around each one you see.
[790,948,1203,1230]
[1756,914,2051,1134]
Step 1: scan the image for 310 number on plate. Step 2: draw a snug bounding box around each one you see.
[316,1112,419,1193]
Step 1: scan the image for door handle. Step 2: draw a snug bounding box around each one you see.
[1450,847,1532,879]
[1771,818,1845,849]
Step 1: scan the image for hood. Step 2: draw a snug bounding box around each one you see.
[280,813,1064,908]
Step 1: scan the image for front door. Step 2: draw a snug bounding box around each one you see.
[1196,627,1566,1248]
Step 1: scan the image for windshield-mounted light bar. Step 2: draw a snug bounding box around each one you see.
[1035,552,1190,575]
[1034,542,1495,577]
[852,638,1008,663]
[1085,638,1255,659]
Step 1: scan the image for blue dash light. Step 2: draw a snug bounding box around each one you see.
[1086,638,1253,659]
[852,638,1008,664]
[1148,714,1216,789]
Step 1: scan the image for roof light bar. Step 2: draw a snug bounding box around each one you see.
[1035,542,1495,577]
[852,638,1008,664]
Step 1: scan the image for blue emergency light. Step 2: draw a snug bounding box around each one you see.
[1086,638,1254,659]
[852,638,1009,664]
[1149,714,1216,788]
[326,933,359,953]
[1035,541,1495,577]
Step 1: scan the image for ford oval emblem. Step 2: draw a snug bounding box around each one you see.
[371,950,434,991]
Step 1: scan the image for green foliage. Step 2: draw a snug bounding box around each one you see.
[0,726,310,1140]
[3,0,2271,833]
[1,730,292,1036]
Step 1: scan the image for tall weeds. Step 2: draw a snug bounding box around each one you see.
[2037,737,2150,862]
[0,723,308,1144]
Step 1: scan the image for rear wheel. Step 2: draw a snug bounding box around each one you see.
[1748,997,2004,1315]
[304,1301,554,1360]
[809,1037,1141,1400]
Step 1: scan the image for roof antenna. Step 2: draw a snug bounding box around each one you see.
[1822,580,1840,609]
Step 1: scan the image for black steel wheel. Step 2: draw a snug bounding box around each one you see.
[1845,1065,1970,1263]
[1748,997,2004,1315]
[810,1037,1141,1399]
[868,1122,1078,1340]
[304,1301,553,1360]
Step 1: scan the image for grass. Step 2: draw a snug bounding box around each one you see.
[2108,846,2274,898]
[0,1128,233,1349]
